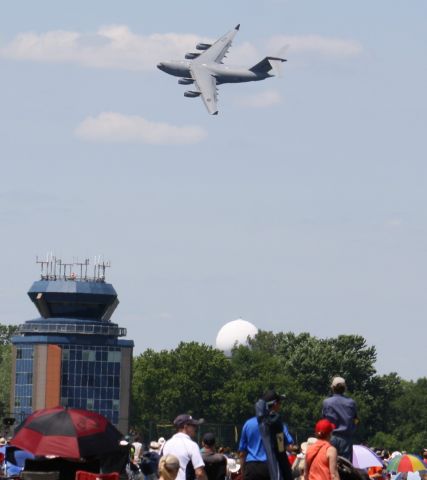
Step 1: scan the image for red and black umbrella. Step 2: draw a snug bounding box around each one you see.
[10,406,123,459]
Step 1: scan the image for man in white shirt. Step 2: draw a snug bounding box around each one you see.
[132,435,144,465]
[163,414,207,480]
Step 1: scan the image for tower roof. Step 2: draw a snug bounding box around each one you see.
[28,279,119,321]
[28,256,119,321]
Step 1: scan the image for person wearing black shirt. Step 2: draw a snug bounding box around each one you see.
[201,433,227,480]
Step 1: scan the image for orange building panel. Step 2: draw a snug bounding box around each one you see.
[45,345,61,407]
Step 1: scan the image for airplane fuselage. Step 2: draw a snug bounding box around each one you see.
[157,60,191,77]
[156,24,284,114]
[157,60,272,84]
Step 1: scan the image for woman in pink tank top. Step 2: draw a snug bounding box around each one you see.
[304,419,339,480]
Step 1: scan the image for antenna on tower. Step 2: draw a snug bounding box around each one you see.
[75,258,90,281]
[36,255,111,282]
[56,257,62,279]
[93,256,97,280]
[61,261,74,280]
[100,260,111,281]
[36,256,49,280]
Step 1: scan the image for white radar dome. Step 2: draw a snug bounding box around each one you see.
[215,319,258,357]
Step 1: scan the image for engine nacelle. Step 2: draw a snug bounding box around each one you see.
[184,91,201,98]
[196,43,211,51]
[178,78,194,85]
[185,52,200,60]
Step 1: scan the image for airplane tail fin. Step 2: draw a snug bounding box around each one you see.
[250,45,289,77]
[249,56,287,75]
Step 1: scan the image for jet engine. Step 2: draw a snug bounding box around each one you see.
[184,91,201,98]
[196,43,211,50]
[178,78,194,85]
[184,52,201,59]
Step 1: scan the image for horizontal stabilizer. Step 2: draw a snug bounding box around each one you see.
[249,56,286,74]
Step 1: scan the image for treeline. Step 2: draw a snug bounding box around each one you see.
[0,325,19,415]
[0,325,426,451]
[131,332,427,452]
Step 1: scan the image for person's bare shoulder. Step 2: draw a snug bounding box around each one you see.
[326,445,338,457]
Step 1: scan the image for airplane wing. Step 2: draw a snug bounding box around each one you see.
[194,24,240,64]
[190,64,218,115]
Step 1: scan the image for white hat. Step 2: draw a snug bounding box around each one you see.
[227,458,241,473]
[331,376,346,388]
[300,442,308,455]
[0,438,6,446]
[301,437,317,454]
[149,441,161,452]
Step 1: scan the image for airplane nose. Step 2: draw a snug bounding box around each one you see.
[157,62,164,71]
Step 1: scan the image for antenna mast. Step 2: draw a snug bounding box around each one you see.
[36,256,110,282]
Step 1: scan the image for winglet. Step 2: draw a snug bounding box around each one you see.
[235,24,240,30]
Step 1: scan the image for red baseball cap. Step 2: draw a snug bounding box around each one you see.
[315,419,336,435]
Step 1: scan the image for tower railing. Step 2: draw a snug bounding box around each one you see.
[17,322,127,337]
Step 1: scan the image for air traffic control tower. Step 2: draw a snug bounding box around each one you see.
[11,257,133,434]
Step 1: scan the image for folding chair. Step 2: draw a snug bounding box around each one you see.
[21,471,60,480]
[75,471,119,480]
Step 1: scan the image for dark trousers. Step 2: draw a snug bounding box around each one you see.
[244,462,270,480]
[331,434,353,461]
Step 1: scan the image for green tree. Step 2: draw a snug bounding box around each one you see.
[387,378,427,452]
[244,331,380,439]
[0,324,18,415]
[355,373,403,442]
[248,332,377,395]
[368,431,400,451]
[219,343,285,424]
[0,324,19,345]
[130,331,421,449]
[131,342,231,430]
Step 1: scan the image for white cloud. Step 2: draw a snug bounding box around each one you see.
[0,26,362,71]
[75,112,207,145]
[0,26,209,71]
[268,34,363,57]
[235,89,282,108]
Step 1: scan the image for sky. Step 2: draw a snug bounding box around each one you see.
[1,0,426,380]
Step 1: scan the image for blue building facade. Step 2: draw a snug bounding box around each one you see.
[11,260,133,433]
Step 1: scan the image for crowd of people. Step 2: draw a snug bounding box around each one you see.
[124,377,425,480]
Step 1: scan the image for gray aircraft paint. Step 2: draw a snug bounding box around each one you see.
[157,24,286,115]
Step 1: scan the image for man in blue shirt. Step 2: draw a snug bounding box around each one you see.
[239,390,293,480]
[322,376,358,461]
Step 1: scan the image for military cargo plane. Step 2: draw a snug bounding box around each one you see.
[157,24,286,115]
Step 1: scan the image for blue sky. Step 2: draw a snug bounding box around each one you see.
[1,0,426,380]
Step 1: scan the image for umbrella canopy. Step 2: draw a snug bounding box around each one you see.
[396,472,424,480]
[10,406,123,459]
[352,445,383,468]
[387,455,427,473]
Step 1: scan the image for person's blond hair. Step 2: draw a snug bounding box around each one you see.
[159,454,180,480]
